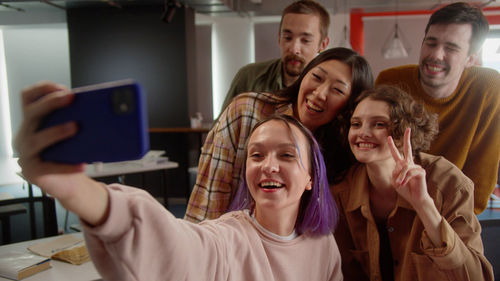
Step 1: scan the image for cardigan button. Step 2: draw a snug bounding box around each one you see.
[387,226,395,232]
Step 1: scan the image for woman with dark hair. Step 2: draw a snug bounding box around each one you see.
[16,100,342,280]
[332,85,493,281]
[186,47,373,222]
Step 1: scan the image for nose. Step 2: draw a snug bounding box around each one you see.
[312,84,328,101]
[262,155,279,174]
[289,39,301,55]
[428,45,445,61]
[359,124,372,138]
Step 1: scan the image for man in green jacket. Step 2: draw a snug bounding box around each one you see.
[219,0,330,112]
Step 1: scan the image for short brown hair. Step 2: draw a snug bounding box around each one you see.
[279,0,330,41]
[353,85,438,154]
[425,2,489,54]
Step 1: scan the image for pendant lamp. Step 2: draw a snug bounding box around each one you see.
[382,0,409,59]
[340,25,352,49]
[339,0,352,49]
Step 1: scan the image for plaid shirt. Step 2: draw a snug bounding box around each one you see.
[184,92,292,222]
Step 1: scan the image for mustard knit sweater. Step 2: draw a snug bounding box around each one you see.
[376,65,500,214]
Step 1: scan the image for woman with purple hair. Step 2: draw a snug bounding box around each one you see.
[16,99,342,281]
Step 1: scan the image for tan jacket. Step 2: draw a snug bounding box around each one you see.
[332,153,493,281]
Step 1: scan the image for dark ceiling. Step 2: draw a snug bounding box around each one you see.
[0,0,498,15]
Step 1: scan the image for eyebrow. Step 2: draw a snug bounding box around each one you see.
[424,36,462,50]
[281,29,314,38]
[351,115,390,120]
[248,142,297,150]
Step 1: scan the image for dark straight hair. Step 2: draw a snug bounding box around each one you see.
[229,114,338,236]
[278,47,374,183]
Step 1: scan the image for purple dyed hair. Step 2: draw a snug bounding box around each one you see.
[229,114,338,236]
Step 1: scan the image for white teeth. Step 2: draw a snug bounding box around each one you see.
[428,65,443,72]
[306,100,323,112]
[260,181,283,188]
[358,143,375,148]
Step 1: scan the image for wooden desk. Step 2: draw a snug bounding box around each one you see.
[0,233,101,281]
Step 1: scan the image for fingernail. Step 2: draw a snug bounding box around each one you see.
[63,122,77,132]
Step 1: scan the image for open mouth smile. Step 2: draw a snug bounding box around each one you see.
[259,180,284,190]
[356,142,377,149]
[306,99,323,113]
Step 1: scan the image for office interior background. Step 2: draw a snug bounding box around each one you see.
[0,0,499,263]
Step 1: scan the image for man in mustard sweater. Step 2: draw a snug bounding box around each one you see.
[376,2,500,214]
[219,0,330,112]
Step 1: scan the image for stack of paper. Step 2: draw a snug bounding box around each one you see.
[137,150,169,166]
[0,251,51,280]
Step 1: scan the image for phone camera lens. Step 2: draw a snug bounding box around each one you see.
[120,103,128,112]
[111,87,136,115]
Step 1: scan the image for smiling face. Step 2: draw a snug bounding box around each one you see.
[418,23,475,98]
[245,120,312,220]
[279,13,328,82]
[295,59,352,132]
[348,98,393,165]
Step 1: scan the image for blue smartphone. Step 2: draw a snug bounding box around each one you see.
[39,79,150,164]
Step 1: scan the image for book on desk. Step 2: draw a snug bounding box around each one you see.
[0,251,50,280]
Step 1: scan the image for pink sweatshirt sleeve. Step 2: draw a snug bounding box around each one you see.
[81,184,228,281]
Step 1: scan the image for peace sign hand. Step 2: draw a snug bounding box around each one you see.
[387,128,431,208]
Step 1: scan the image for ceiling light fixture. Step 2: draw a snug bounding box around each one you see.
[382,0,409,59]
[339,0,352,49]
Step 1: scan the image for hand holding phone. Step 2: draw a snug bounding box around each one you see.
[38,79,150,164]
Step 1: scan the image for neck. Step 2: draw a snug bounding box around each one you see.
[420,82,458,99]
[254,205,298,236]
[418,70,462,99]
[365,160,395,191]
[366,161,398,221]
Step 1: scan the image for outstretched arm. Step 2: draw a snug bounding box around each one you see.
[14,81,109,226]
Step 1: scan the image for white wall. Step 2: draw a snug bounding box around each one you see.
[200,12,345,118]
[0,6,68,158]
[1,24,71,157]
[211,16,254,118]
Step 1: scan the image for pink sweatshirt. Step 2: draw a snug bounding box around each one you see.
[82,184,343,281]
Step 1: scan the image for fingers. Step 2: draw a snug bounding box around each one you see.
[403,128,413,163]
[23,89,74,122]
[21,81,68,107]
[16,122,78,160]
[387,136,402,161]
[392,164,426,187]
[16,83,74,156]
